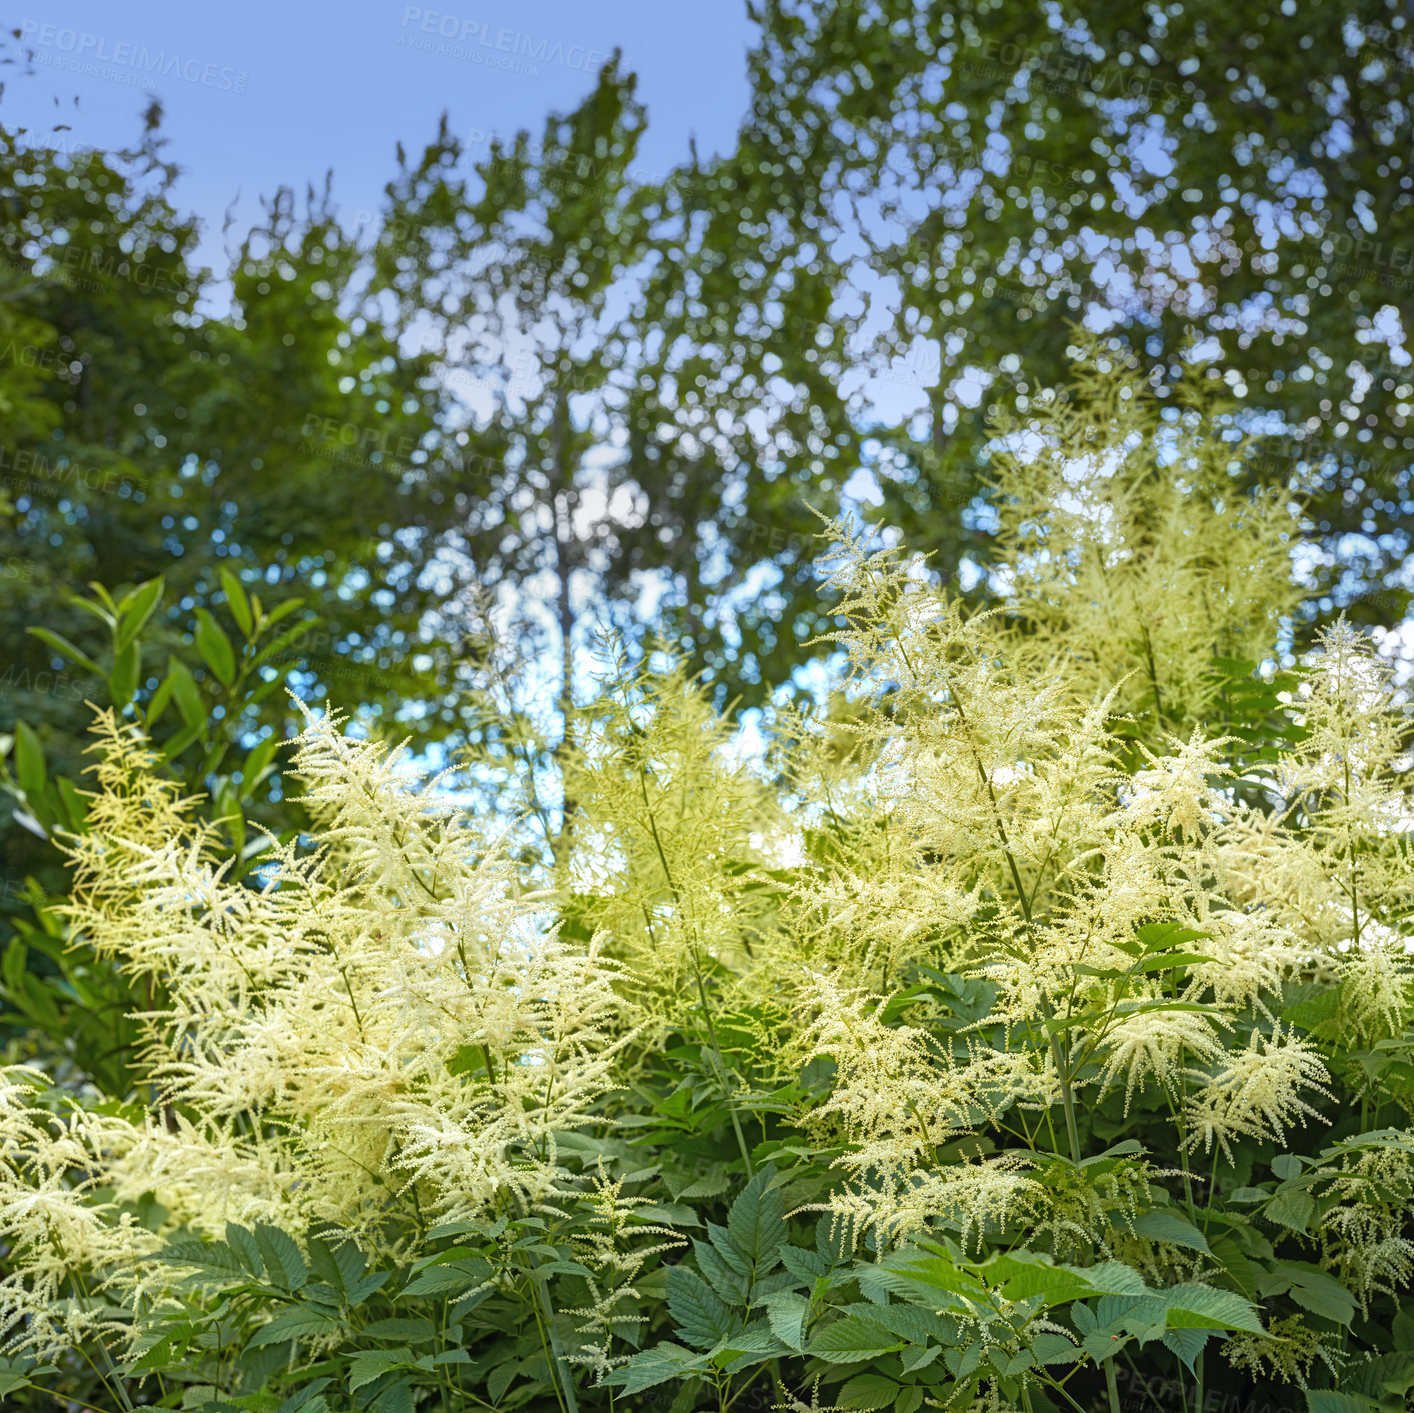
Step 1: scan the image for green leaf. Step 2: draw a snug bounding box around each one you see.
[707,1221,751,1277]
[985,1251,1128,1306]
[1131,924,1213,953]
[241,734,282,794]
[68,591,116,629]
[156,1238,248,1280]
[226,1223,264,1277]
[246,1306,341,1349]
[370,1379,415,1413]
[1210,1234,1258,1301]
[220,568,253,636]
[399,1258,492,1297]
[2,938,26,996]
[1162,1283,1265,1334]
[780,1245,828,1283]
[1132,1210,1211,1255]
[761,1291,809,1350]
[849,1302,954,1345]
[1272,1263,1357,1326]
[1162,1327,1210,1373]
[603,1344,710,1394]
[348,1354,413,1392]
[1135,951,1217,973]
[1030,1331,1082,1365]
[253,1224,307,1290]
[899,1345,942,1374]
[713,1320,787,1372]
[1271,1155,1304,1181]
[667,1265,737,1349]
[807,1316,905,1363]
[117,577,164,649]
[695,1237,749,1299]
[195,609,237,684]
[12,721,45,799]
[27,627,102,677]
[726,1165,786,1271]
[1305,1393,1378,1413]
[109,640,140,708]
[838,1375,900,1410]
[1266,1190,1316,1234]
[167,659,206,729]
[275,1380,333,1413]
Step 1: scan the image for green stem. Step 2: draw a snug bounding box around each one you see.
[1105,1359,1122,1413]
[528,1266,576,1413]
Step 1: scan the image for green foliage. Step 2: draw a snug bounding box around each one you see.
[700,0,1414,634]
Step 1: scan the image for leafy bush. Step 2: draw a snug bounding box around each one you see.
[1,375,1412,1413]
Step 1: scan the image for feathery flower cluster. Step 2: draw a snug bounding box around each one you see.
[0,706,630,1357]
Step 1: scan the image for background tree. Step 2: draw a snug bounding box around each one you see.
[367,59,867,733]
[0,99,469,909]
[684,0,1413,635]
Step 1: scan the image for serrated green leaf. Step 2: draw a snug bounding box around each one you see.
[370,1379,415,1413]
[603,1343,710,1394]
[838,1374,899,1410]
[1273,1263,1357,1326]
[253,1224,307,1290]
[347,1355,411,1393]
[1266,1190,1316,1234]
[1031,1331,1082,1364]
[1132,1210,1211,1254]
[247,1306,340,1348]
[157,1238,247,1280]
[400,1258,491,1298]
[807,1316,905,1363]
[695,1238,748,1301]
[226,1224,264,1277]
[668,1265,738,1349]
[1304,1393,1378,1413]
[1163,1283,1264,1334]
[1162,1326,1210,1372]
[726,1166,786,1272]
[761,1291,809,1349]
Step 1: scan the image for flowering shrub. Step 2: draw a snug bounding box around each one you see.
[1,374,1413,1413]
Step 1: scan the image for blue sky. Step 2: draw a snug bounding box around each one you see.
[9,0,755,273]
